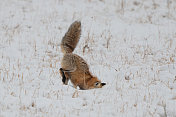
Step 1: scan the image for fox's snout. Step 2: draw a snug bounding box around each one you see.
[101,83,106,86]
[92,80,106,89]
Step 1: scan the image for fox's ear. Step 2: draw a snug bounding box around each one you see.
[101,83,106,86]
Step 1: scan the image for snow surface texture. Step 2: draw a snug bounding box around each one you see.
[0,0,176,117]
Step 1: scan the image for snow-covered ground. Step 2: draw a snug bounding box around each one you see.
[0,0,176,116]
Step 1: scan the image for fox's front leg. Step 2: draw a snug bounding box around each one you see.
[59,68,69,85]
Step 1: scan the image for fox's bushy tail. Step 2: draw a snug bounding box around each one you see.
[61,21,81,54]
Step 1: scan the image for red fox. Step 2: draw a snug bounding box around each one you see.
[59,21,106,90]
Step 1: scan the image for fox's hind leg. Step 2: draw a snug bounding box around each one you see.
[59,68,69,85]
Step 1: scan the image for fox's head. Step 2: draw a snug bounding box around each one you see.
[86,77,106,89]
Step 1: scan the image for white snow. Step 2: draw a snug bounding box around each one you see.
[0,0,176,117]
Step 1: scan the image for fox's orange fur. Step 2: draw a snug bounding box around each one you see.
[62,70,104,90]
[59,21,106,90]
